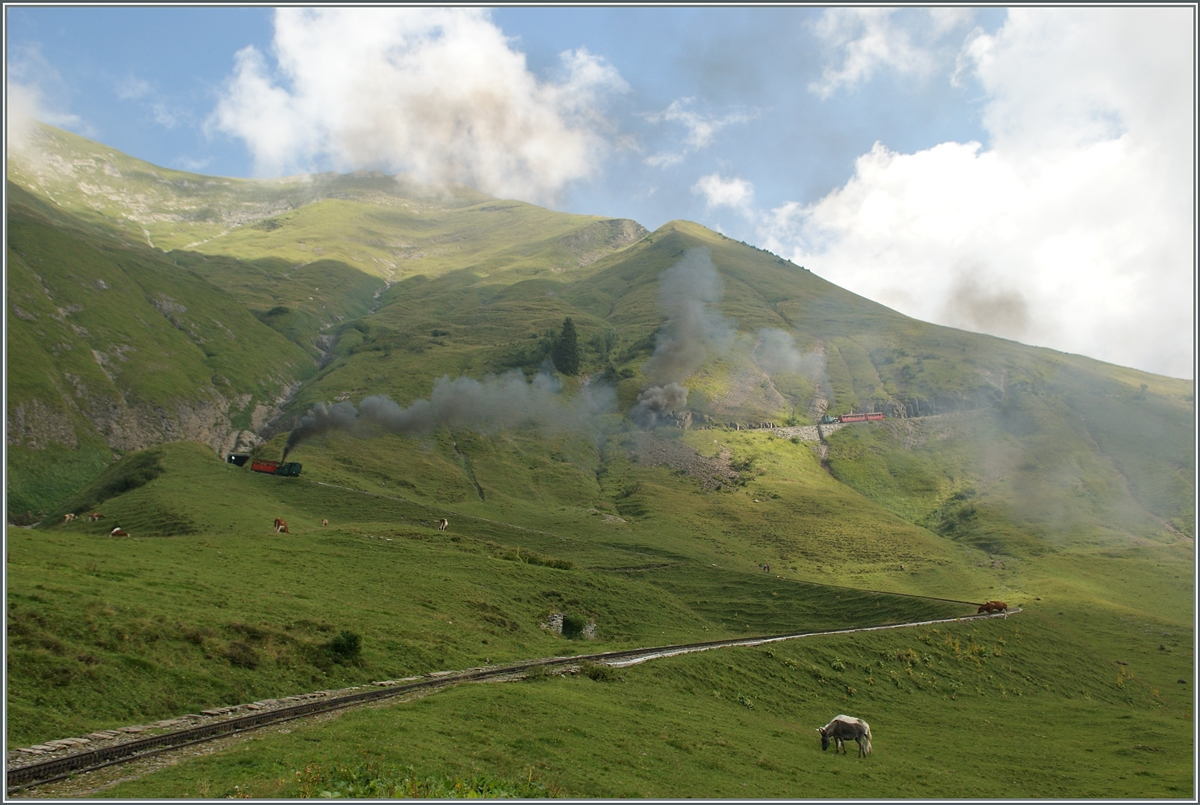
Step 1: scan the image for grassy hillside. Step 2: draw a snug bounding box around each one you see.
[5,127,1194,799]
[8,122,646,283]
[283,217,1192,562]
[8,441,976,746]
[87,608,1194,799]
[8,443,1192,798]
[5,183,320,521]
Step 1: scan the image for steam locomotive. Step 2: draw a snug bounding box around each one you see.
[226,454,302,477]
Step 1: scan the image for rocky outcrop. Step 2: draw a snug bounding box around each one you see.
[560,219,648,267]
[705,365,788,422]
[6,400,78,449]
[628,432,741,491]
[8,382,295,458]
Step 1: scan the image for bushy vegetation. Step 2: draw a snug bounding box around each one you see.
[328,631,363,664]
[59,448,165,515]
[560,614,589,639]
[551,317,580,375]
[287,759,563,798]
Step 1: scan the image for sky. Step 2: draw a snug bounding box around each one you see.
[5,5,1196,379]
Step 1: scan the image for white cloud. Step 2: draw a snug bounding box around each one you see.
[151,102,183,130]
[644,98,755,167]
[116,76,152,101]
[173,155,213,173]
[693,173,754,214]
[208,7,627,203]
[808,8,941,98]
[766,8,1195,378]
[6,81,42,152]
[6,44,83,151]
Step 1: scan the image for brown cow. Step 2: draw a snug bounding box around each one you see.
[63,513,77,523]
[274,518,289,534]
[438,518,449,532]
[977,600,1008,616]
[110,527,129,537]
[322,518,328,527]
[88,512,105,522]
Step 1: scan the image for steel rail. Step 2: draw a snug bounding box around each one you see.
[6,608,1015,793]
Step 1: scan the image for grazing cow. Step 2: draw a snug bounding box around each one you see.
[321,518,328,527]
[63,513,77,523]
[274,518,289,534]
[88,512,105,522]
[977,600,1008,616]
[110,527,129,537]
[438,518,449,532]
[818,715,872,757]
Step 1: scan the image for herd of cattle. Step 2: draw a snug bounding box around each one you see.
[59,512,452,537]
[61,512,128,536]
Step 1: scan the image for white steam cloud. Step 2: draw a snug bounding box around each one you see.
[752,328,826,381]
[209,7,628,203]
[631,248,736,426]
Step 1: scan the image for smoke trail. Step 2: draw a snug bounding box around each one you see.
[752,327,834,416]
[282,371,615,457]
[753,328,826,380]
[631,248,735,426]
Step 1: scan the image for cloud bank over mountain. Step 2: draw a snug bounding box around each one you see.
[754,7,1195,379]
[209,7,628,203]
[6,7,1190,379]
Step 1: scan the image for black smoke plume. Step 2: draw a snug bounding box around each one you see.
[282,371,614,458]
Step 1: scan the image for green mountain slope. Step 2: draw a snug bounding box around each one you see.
[4,126,1194,798]
[5,182,317,519]
[285,215,1192,560]
[7,122,646,283]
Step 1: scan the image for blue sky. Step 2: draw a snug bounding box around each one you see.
[5,6,1195,379]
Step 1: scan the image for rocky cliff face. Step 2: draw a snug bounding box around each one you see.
[7,384,295,459]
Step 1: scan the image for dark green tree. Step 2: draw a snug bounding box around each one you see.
[552,317,580,375]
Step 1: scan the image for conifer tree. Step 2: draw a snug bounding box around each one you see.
[553,317,580,375]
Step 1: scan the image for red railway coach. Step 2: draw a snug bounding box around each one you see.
[821,412,887,424]
[228,455,302,477]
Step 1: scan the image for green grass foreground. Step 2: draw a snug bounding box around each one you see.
[5,489,968,745]
[7,441,1192,798]
[83,609,1192,799]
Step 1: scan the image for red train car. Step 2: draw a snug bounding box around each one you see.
[821,412,887,425]
[246,459,303,477]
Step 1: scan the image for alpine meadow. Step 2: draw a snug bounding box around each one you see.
[4,122,1194,799]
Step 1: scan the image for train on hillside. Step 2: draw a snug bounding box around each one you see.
[821,412,886,425]
[226,454,303,477]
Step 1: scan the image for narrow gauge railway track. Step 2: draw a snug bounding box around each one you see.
[6,607,1015,793]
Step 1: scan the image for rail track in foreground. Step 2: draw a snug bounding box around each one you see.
[6,607,1017,794]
